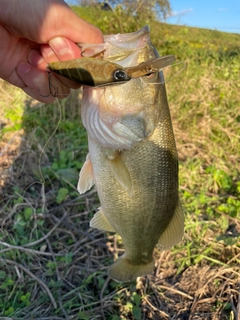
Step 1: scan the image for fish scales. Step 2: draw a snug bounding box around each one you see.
[77,26,184,282]
[89,86,178,249]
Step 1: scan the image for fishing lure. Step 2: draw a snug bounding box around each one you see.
[47,58,131,87]
[47,55,175,87]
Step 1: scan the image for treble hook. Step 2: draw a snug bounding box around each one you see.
[46,67,58,97]
[39,67,58,98]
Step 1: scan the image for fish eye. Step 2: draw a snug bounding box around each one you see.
[113,70,130,82]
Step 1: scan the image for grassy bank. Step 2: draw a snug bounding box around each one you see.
[0,6,239,320]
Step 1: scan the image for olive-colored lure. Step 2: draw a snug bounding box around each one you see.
[48,55,175,87]
[48,57,130,87]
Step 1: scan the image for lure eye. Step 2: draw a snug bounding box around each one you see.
[113,70,131,82]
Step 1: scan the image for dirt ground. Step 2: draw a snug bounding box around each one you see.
[0,128,239,320]
[0,82,239,319]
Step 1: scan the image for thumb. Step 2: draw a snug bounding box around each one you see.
[48,37,81,61]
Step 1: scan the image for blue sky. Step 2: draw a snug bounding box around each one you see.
[166,0,240,34]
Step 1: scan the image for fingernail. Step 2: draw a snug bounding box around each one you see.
[28,49,44,66]
[49,37,69,56]
[43,46,55,58]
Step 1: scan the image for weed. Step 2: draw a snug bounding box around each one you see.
[0,8,240,320]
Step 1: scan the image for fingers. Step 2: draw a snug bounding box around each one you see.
[41,39,82,89]
[61,10,104,44]
[48,37,81,60]
[16,61,70,103]
[21,37,83,101]
[0,0,104,103]
[29,37,82,93]
[38,3,104,44]
[18,35,101,101]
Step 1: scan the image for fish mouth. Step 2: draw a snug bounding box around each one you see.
[104,25,150,48]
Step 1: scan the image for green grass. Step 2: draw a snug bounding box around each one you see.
[0,6,240,320]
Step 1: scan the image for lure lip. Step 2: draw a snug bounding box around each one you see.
[125,55,175,78]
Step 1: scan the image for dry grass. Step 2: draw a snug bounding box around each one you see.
[0,24,240,320]
[0,90,239,319]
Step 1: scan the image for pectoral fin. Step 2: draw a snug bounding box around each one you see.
[157,199,184,250]
[77,154,94,194]
[90,207,116,232]
[107,151,133,197]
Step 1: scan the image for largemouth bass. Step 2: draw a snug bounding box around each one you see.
[77,26,184,282]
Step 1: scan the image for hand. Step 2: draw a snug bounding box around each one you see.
[0,0,103,102]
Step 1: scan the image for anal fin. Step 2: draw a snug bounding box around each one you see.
[157,199,184,250]
[77,153,94,194]
[90,207,116,232]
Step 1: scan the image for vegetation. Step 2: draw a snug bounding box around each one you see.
[77,0,171,22]
[0,5,239,320]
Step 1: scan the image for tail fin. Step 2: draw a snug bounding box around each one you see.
[108,254,154,282]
